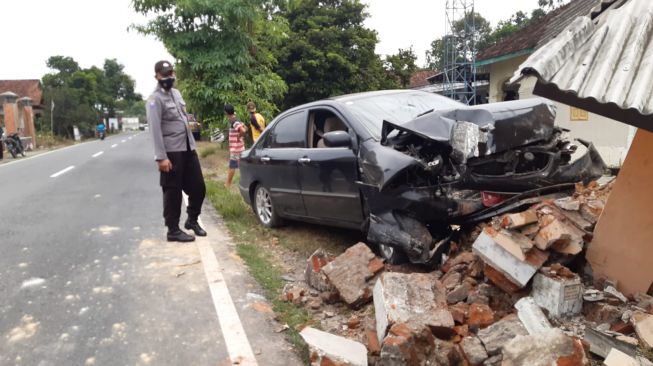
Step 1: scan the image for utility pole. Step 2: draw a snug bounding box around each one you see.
[444,0,477,105]
[50,99,55,134]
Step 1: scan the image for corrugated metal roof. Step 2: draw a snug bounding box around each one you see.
[511,0,653,122]
[477,0,600,64]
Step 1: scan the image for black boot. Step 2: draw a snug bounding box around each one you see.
[167,227,195,242]
[184,219,207,237]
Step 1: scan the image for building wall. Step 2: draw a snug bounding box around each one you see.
[488,56,634,167]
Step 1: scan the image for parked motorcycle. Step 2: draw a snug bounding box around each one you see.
[3,132,25,158]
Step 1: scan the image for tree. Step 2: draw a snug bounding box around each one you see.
[385,47,418,88]
[273,0,392,108]
[425,12,491,70]
[132,0,287,121]
[41,56,142,138]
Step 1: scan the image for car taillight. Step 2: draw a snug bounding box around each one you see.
[481,191,509,207]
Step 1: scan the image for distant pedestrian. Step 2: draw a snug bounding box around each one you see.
[146,60,207,242]
[225,104,247,189]
[247,101,266,142]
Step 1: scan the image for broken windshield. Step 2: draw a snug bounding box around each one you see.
[341,91,462,140]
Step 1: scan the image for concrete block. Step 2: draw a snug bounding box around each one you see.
[300,327,367,366]
[501,210,538,229]
[473,228,548,289]
[322,243,384,308]
[532,272,583,318]
[514,297,552,335]
[373,272,454,344]
[633,312,653,349]
[502,329,588,366]
[477,314,528,356]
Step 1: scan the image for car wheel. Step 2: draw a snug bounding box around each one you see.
[378,243,407,265]
[253,185,282,228]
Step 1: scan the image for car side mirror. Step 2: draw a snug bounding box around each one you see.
[323,131,351,148]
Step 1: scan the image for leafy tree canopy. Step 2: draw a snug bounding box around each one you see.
[132,0,288,120]
[385,47,418,88]
[41,56,141,137]
[273,0,395,108]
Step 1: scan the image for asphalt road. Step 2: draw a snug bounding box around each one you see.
[0,133,300,366]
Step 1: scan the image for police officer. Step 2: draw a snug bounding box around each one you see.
[146,60,207,242]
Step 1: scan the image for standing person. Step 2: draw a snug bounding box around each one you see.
[246,101,266,142]
[146,60,207,242]
[225,104,247,188]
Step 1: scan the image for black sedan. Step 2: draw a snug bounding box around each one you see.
[238,90,605,265]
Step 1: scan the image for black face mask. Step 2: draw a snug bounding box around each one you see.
[158,77,175,91]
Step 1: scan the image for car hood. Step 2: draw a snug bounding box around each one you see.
[381,98,557,159]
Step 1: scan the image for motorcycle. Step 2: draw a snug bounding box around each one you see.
[98,130,106,140]
[3,132,25,158]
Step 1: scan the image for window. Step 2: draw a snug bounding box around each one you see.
[267,112,307,148]
[308,109,349,148]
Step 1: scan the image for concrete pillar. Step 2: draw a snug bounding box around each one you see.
[587,128,653,296]
[18,97,36,147]
[0,91,19,134]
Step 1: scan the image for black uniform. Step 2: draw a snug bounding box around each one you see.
[146,86,205,231]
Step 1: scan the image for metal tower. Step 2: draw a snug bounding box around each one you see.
[443,0,477,105]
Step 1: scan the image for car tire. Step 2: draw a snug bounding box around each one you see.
[378,243,407,265]
[253,185,282,228]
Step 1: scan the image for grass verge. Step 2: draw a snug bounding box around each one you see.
[205,179,313,361]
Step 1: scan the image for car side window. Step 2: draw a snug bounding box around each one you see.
[308,109,350,148]
[267,112,307,148]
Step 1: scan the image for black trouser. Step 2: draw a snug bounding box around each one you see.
[160,150,206,230]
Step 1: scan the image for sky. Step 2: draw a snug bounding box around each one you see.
[3,0,546,97]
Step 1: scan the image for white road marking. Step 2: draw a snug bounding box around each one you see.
[111,144,118,148]
[128,137,133,140]
[92,151,104,158]
[121,140,126,143]
[183,194,258,365]
[50,166,75,178]
[0,139,102,169]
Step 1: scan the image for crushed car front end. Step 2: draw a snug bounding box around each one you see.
[357,98,606,266]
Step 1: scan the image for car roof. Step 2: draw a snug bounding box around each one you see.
[330,89,427,102]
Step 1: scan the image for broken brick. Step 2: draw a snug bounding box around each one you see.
[468,303,495,328]
[347,316,361,329]
[533,214,584,251]
[281,283,306,305]
[583,302,622,324]
[379,323,435,366]
[305,249,336,292]
[502,329,589,366]
[554,197,581,211]
[374,272,454,343]
[449,303,469,324]
[477,314,528,355]
[322,243,383,308]
[365,329,381,355]
[483,264,522,294]
[447,282,472,304]
[429,338,464,366]
[486,228,534,261]
[610,321,635,335]
[454,324,469,338]
[500,209,538,229]
[441,270,462,290]
[460,336,489,365]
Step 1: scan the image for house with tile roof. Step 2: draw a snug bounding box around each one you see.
[476,0,633,167]
[0,79,44,119]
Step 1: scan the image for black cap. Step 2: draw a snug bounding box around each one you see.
[154,60,174,76]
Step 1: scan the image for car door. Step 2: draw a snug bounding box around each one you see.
[298,107,364,225]
[256,110,308,217]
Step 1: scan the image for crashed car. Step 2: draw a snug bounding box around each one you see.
[238,90,605,265]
